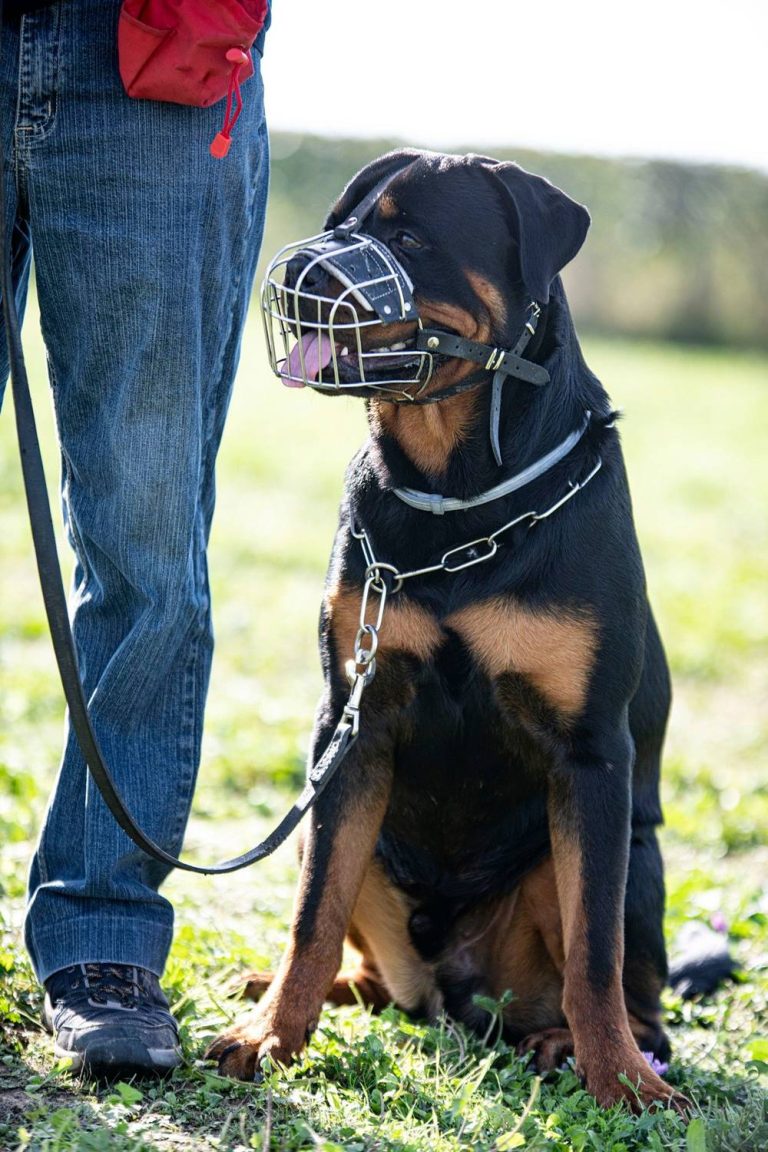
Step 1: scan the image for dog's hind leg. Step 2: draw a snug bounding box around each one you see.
[323,960,393,1010]
[621,827,671,1060]
[338,857,440,1016]
[241,972,274,1001]
[546,749,689,1115]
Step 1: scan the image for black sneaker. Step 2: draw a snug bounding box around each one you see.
[43,963,182,1079]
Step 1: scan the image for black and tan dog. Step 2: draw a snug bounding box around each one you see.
[208,150,689,1113]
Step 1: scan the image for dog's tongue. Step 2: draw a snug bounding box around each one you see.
[282,332,333,386]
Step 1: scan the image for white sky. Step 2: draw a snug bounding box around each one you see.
[261,0,768,172]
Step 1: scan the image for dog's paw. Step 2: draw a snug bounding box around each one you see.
[204,1012,305,1080]
[518,1027,574,1073]
[584,1059,691,1116]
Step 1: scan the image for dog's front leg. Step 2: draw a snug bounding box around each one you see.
[548,728,688,1114]
[208,712,393,1080]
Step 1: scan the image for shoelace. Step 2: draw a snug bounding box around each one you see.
[79,963,141,1009]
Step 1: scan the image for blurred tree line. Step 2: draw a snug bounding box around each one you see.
[261,133,768,351]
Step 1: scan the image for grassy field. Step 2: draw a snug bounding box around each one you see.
[0,309,766,1151]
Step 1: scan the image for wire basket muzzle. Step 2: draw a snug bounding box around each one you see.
[260,231,434,398]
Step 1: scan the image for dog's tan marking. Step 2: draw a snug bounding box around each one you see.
[465,270,508,332]
[520,856,566,972]
[447,597,598,716]
[418,298,492,346]
[325,961,394,1010]
[345,857,439,1013]
[370,388,479,478]
[328,581,443,675]
[378,194,398,219]
[366,289,497,476]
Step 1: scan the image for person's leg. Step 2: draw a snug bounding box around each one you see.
[0,13,33,405]
[19,1,268,988]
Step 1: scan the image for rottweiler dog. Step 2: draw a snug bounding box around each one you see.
[208,150,689,1113]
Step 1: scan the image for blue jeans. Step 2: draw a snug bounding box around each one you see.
[0,1,269,982]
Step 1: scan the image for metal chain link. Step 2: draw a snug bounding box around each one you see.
[351,455,602,594]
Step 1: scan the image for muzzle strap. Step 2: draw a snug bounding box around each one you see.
[415,328,549,386]
[488,302,545,466]
[333,159,419,240]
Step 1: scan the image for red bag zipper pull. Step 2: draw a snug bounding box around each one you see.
[210,48,249,159]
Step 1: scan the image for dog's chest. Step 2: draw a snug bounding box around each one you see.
[330,581,598,721]
[379,635,552,900]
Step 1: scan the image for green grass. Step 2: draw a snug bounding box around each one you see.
[0,310,766,1150]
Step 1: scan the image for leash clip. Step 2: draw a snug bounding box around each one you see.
[342,662,376,737]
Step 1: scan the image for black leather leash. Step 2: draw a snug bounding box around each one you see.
[0,100,365,876]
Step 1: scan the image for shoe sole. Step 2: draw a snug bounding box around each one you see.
[53,1037,182,1080]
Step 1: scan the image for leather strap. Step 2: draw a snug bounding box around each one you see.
[392,366,491,405]
[489,369,507,466]
[416,328,550,386]
[333,159,418,240]
[489,302,543,465]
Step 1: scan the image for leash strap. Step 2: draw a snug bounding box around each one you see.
[0,145,364,875]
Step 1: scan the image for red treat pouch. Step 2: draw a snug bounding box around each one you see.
[118,0,269,156]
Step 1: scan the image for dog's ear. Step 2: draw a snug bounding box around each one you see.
[478,160,590,303]
[324,149,423,230]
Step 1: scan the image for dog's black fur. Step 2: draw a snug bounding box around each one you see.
[209,151,691,1113]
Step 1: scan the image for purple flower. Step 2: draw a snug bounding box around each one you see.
[710,911,728,934]
[642,1051,670,1076]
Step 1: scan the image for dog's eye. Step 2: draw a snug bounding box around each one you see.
[394,231,423,252]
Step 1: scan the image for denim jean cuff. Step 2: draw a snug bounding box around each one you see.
[28,916,174,986]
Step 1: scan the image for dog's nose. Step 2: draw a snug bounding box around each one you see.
[285,254,327,294]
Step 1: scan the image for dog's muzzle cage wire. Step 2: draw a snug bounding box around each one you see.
[261,230,435,400]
